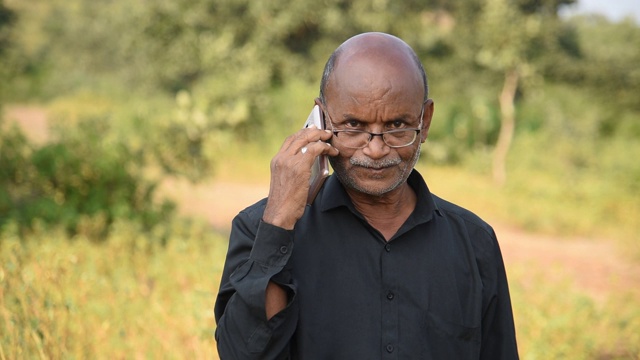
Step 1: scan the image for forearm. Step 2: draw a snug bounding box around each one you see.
[216,287,297,359]
[266,281,289,320]
[215,214,298,358]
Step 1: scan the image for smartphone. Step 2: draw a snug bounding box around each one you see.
[303,105,330,204]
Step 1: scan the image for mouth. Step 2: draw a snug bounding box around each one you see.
[357,164,394,179]
[360,164,391,170]
[346,157,402,179]
[350,157,401,169]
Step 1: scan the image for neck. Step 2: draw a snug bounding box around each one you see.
[347,182,417,241]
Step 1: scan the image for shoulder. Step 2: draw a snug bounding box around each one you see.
[431,194,500,261]
[237,198,268,220]
[231,198,268,235]
[430,195,509,292]
[432,194,495,237]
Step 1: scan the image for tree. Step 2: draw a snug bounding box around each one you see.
[0,0,15,102]
[475,0,576,184]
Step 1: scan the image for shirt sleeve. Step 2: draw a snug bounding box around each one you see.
[214,205,299,360]
[479,230,520,360]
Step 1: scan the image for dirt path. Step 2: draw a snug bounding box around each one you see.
[161,178,640,300]
[6,105,640,301]
[497,225,640,301]
[3,105,49,144]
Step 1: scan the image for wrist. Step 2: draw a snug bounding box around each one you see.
[262,207,297,230]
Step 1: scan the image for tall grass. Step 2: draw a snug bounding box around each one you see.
[509,263,640,359]
[2,220,639,358]
[0,219,225,359]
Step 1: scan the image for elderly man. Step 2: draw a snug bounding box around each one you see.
[215,32,519,359]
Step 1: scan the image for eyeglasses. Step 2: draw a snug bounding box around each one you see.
[324,106,424,149]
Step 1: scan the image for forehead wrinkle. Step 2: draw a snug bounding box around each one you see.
[329,54,421,108]
[338,75,397,107]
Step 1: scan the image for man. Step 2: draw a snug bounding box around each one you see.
[215,32,519,359]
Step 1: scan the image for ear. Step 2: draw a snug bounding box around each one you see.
[314,97,327,129]
[420,99,434,143]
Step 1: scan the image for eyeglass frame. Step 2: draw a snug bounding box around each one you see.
[322,104,425,149]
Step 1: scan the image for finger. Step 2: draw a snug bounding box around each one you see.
[297,139,339,157]
[313,128,334,142]
[287,129,333,154]
[278,125,318,153]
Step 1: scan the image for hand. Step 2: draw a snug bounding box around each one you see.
[263,126,339,229]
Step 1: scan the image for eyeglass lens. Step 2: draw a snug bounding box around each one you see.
[335,129,418,148]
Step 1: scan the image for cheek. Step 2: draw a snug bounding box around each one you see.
[398,146,419,161]
[330,145,356,162]
[329,151,350,170]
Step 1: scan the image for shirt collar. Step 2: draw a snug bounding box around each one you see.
[318,169,438,225]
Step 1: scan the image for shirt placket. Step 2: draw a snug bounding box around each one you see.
[380,242,399,359]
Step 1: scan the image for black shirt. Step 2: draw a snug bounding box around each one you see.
[215,170,519,359]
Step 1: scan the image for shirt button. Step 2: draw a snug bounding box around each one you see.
[384,244,391,252]
[279,246,288,254]
[386,291,395,300]
[386,344,394,353]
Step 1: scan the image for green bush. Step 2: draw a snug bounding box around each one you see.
[0,116,175,239]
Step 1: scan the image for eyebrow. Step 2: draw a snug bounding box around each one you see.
[338,112,415,123]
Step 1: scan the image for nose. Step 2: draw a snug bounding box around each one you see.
[361,133,391,160]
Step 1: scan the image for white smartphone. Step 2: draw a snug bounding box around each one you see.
[303,105,330,204]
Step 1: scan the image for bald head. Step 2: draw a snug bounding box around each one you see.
[319,32,428,104]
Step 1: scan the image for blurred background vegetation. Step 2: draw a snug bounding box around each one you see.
[0,0,639,358]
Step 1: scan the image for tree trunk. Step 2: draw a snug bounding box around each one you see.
[492,69,519,185]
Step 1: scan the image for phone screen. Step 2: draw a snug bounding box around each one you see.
[303,105,330,204]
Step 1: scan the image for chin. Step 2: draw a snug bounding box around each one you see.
[332,163,405,196]
[354,181,403,197]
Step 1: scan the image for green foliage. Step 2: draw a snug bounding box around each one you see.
[0,0,15,101]
[566,17,640,115]
[0,115,175,239]
[4,0,638,146]
[425,92,501,164]
[0,0,14,56]
[476,0,537,73]
[506,132,640,244]
[1,0,636,241]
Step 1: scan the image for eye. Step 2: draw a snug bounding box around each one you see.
[344,119,363,129]
[387,120,407,129]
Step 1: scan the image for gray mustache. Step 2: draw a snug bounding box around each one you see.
[350,157,402,169]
